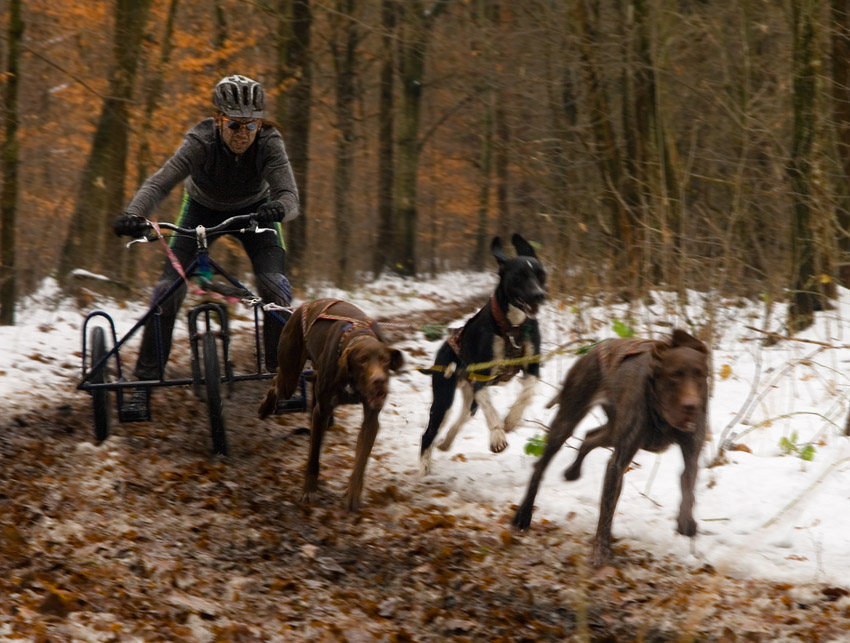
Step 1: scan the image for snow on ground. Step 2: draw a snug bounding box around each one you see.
[2,272,850,588]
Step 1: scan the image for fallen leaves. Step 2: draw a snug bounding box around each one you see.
[2,359,850,641]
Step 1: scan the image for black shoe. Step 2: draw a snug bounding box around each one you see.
[275,390,306,414]
[120,387,151,423]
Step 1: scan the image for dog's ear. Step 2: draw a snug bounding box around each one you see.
[511,233,538,259]
[650,342,667,376]
[671,328,708,354]
[491,237,509,265]
[388,348,405,372]
[651,330,708,375]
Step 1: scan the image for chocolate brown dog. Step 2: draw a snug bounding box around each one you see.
[258,298,404,512]
[512,329,709,567]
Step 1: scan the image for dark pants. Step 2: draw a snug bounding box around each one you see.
[134,196,292,380]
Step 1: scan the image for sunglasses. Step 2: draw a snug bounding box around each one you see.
[223,118,260,132]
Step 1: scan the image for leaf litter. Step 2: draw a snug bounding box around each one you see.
[0,296,849,641]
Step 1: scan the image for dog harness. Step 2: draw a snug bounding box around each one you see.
[300,299,378,360]
[596,337,659,373]
[446,296,532,383]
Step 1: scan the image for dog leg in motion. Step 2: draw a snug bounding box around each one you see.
[512,408,580,530]
[473,386,509,453]
[503,374,538,433]
[513,369,597,529]
[258,306,307,419]
[419,446,434,477]
[302,399,332,504]
[436,379,474,452]
[591,440,640,567]
[258,373,283,419]
[564,424,611,481]
[420,349,458,475]
[346,406,381,512]
[676,434,703,537]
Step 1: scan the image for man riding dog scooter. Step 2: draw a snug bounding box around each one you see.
[113,74,299,419]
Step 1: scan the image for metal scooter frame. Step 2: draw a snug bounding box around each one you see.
[78,215,310,456]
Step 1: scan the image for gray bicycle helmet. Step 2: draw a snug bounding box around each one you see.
[212,74,266,119]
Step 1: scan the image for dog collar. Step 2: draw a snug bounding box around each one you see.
[490,296,524,349]
[339,331,375,362]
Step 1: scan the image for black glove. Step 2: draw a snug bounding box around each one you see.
[112,213,149,238]
[255,201,286,227]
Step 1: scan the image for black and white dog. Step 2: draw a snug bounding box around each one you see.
[420,234,547,474]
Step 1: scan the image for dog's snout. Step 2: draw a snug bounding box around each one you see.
[681,400,699,414]
[680,387,702,415]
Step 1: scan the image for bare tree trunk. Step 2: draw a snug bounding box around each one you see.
[125,0,179,284]
[373,0,396,277]
[543,41,576,291]
[392,2,426,277]
[58,0,153,282]
[621,0,681,295]
[137,0,180,186]
[831,0,850,285]
[391,0,452,277]
[277,0,312,279]
[331,0,358,287]
[788,0,818,332]
[573,0,636,290]
[473,92,494,270]
[472,0,498,269]
[494,98,509,241]
[0,0,22,325]
[213,0,227,49]
[620,0,654,291]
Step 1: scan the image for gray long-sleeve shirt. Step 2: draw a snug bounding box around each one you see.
[126,118,299,222]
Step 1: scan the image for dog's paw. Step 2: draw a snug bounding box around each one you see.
[300,488,318,505]
[511,511,531,532]
[435,437,453,451]
[564,464,581,481]
[419,449,433,476]
[257,397,276,419]
[677,515,697,537]
[344,495,361,513]
[489,429,508,453]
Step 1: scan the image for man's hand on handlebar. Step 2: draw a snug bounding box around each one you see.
[254,201,286,228]
[112,212,276,242]
[112,213,150,238]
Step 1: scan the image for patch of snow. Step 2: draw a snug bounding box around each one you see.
[2,275,850,587]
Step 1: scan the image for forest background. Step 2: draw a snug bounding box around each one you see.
[1,0,849,333]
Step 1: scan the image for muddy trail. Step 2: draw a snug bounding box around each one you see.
[1,298,849,642]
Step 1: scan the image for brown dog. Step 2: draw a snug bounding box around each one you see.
[258,298,404,512]
[512,329,709,567]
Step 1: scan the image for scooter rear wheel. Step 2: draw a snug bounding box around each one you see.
[202,331,228,455]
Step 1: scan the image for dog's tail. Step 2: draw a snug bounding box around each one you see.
[258,305,308,419]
